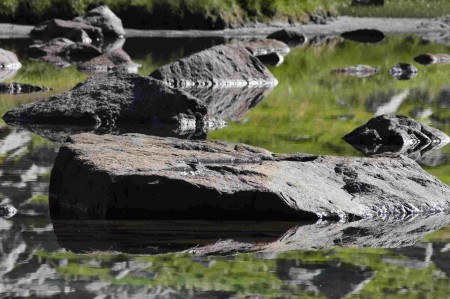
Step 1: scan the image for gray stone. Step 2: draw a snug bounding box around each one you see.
[267,29,308,47]
[0,48,22,70]
[149,45,278,88]
[343,114,450,160]
[0,83,51,94]
[240,39,290,56]
[341,29,385,43]
[0,205,17,218]
[414,53,450,65]
[49,133,450,221]
[2,73,208,129]
[77,48,141,73]
[30,19,103,44]
[74,5,125,37]
[332,64,380,78]
[389,63,418,80]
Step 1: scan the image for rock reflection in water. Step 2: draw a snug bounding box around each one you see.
[49,213,450,255]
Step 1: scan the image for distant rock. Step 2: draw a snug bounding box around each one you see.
[414,53,450,65]
[341,29,385,43]
[332,64,380,78]
[389,63,418,80]
[255,52,284,67]
[149,45,278,88]
[0,48,22,70]
[0,83,52,94]
[343,114,450,160]
[351,0,385,5]
[2,73,209,130]
[74,5,125,38]
[30,19,103,44]
[77,48,141,73]
[267,29,308,47]
[49,133,450,221]
[0,205,17,218]
[241,39,290,57]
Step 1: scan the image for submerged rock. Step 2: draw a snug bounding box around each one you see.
[266,29,308,47]
[149,45,278,88]
[341,29,385,43]
[0,48,22,70]
[414,53,450,65]
[0,205,17,218]
[0,83,52,94]
[74,5,125,38]
[389,63,418,80]
[2,73,209,129]
[77,48,141,73]
[241,39,290,57]
[332,64,380,78]
[343,114,450,160]
[49,133,450,221]
[30,19,103,44]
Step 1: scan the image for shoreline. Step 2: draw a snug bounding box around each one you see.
[0,17,448,39]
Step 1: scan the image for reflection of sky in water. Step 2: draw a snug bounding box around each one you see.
[0,33,449,297]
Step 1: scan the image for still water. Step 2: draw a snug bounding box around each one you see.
[0,33,449,298]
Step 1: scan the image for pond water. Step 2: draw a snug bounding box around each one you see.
[0,33,449,298]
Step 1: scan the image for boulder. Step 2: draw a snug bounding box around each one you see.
[389,63,418,80]
[77,48,141,73]
[351,0,385,6]
[50,214,450,255]
[2,73,208,129]
[240,39,290,57]
[343,115,450,160]
[0,48,22,71]
[0,205,17,218]
[267,29,308,48]
[29,38,101,67]
[74,5,125,37]
[332,64,380,78]
[0,83,52,94]
[414,53,450,65]
[149,45,278,88]
[341,29,385,43]
[30,19,103,44]
[49,133,450,220]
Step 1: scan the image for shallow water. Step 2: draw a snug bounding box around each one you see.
[0,33,449,298]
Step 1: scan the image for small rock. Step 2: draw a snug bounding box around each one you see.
[241,38,290,56]
[0,204,17,218]
[77,49,141,73]
[30,19,103,44]
[149,45,278,88]
[256,52,284,67]
[0,48,22,70]
[74,5,125,38]
[341,29,385,43]
[351,0,385,6]
[343,114,450,159]
[267,29,308,48]
[389,63,418,80]
[332,64,380,78]
[414,53,450,65]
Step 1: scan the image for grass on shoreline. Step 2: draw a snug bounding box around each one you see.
[1,0,449,29]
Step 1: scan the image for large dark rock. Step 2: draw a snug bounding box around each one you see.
[0,83,51,94]
[0,48,22,70]
[2,73,209,129]
[351,0,385,6]
[77,48,141,73]
[30,19,103,44]
[149,45,278,88]
[50,214,450,255]
[341,29,385,43]
[343,115,450,160]
[49,133,450,221]
[267,29,308,48]
[74,5,125,38]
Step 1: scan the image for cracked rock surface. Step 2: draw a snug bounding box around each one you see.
[49,133,450,221]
